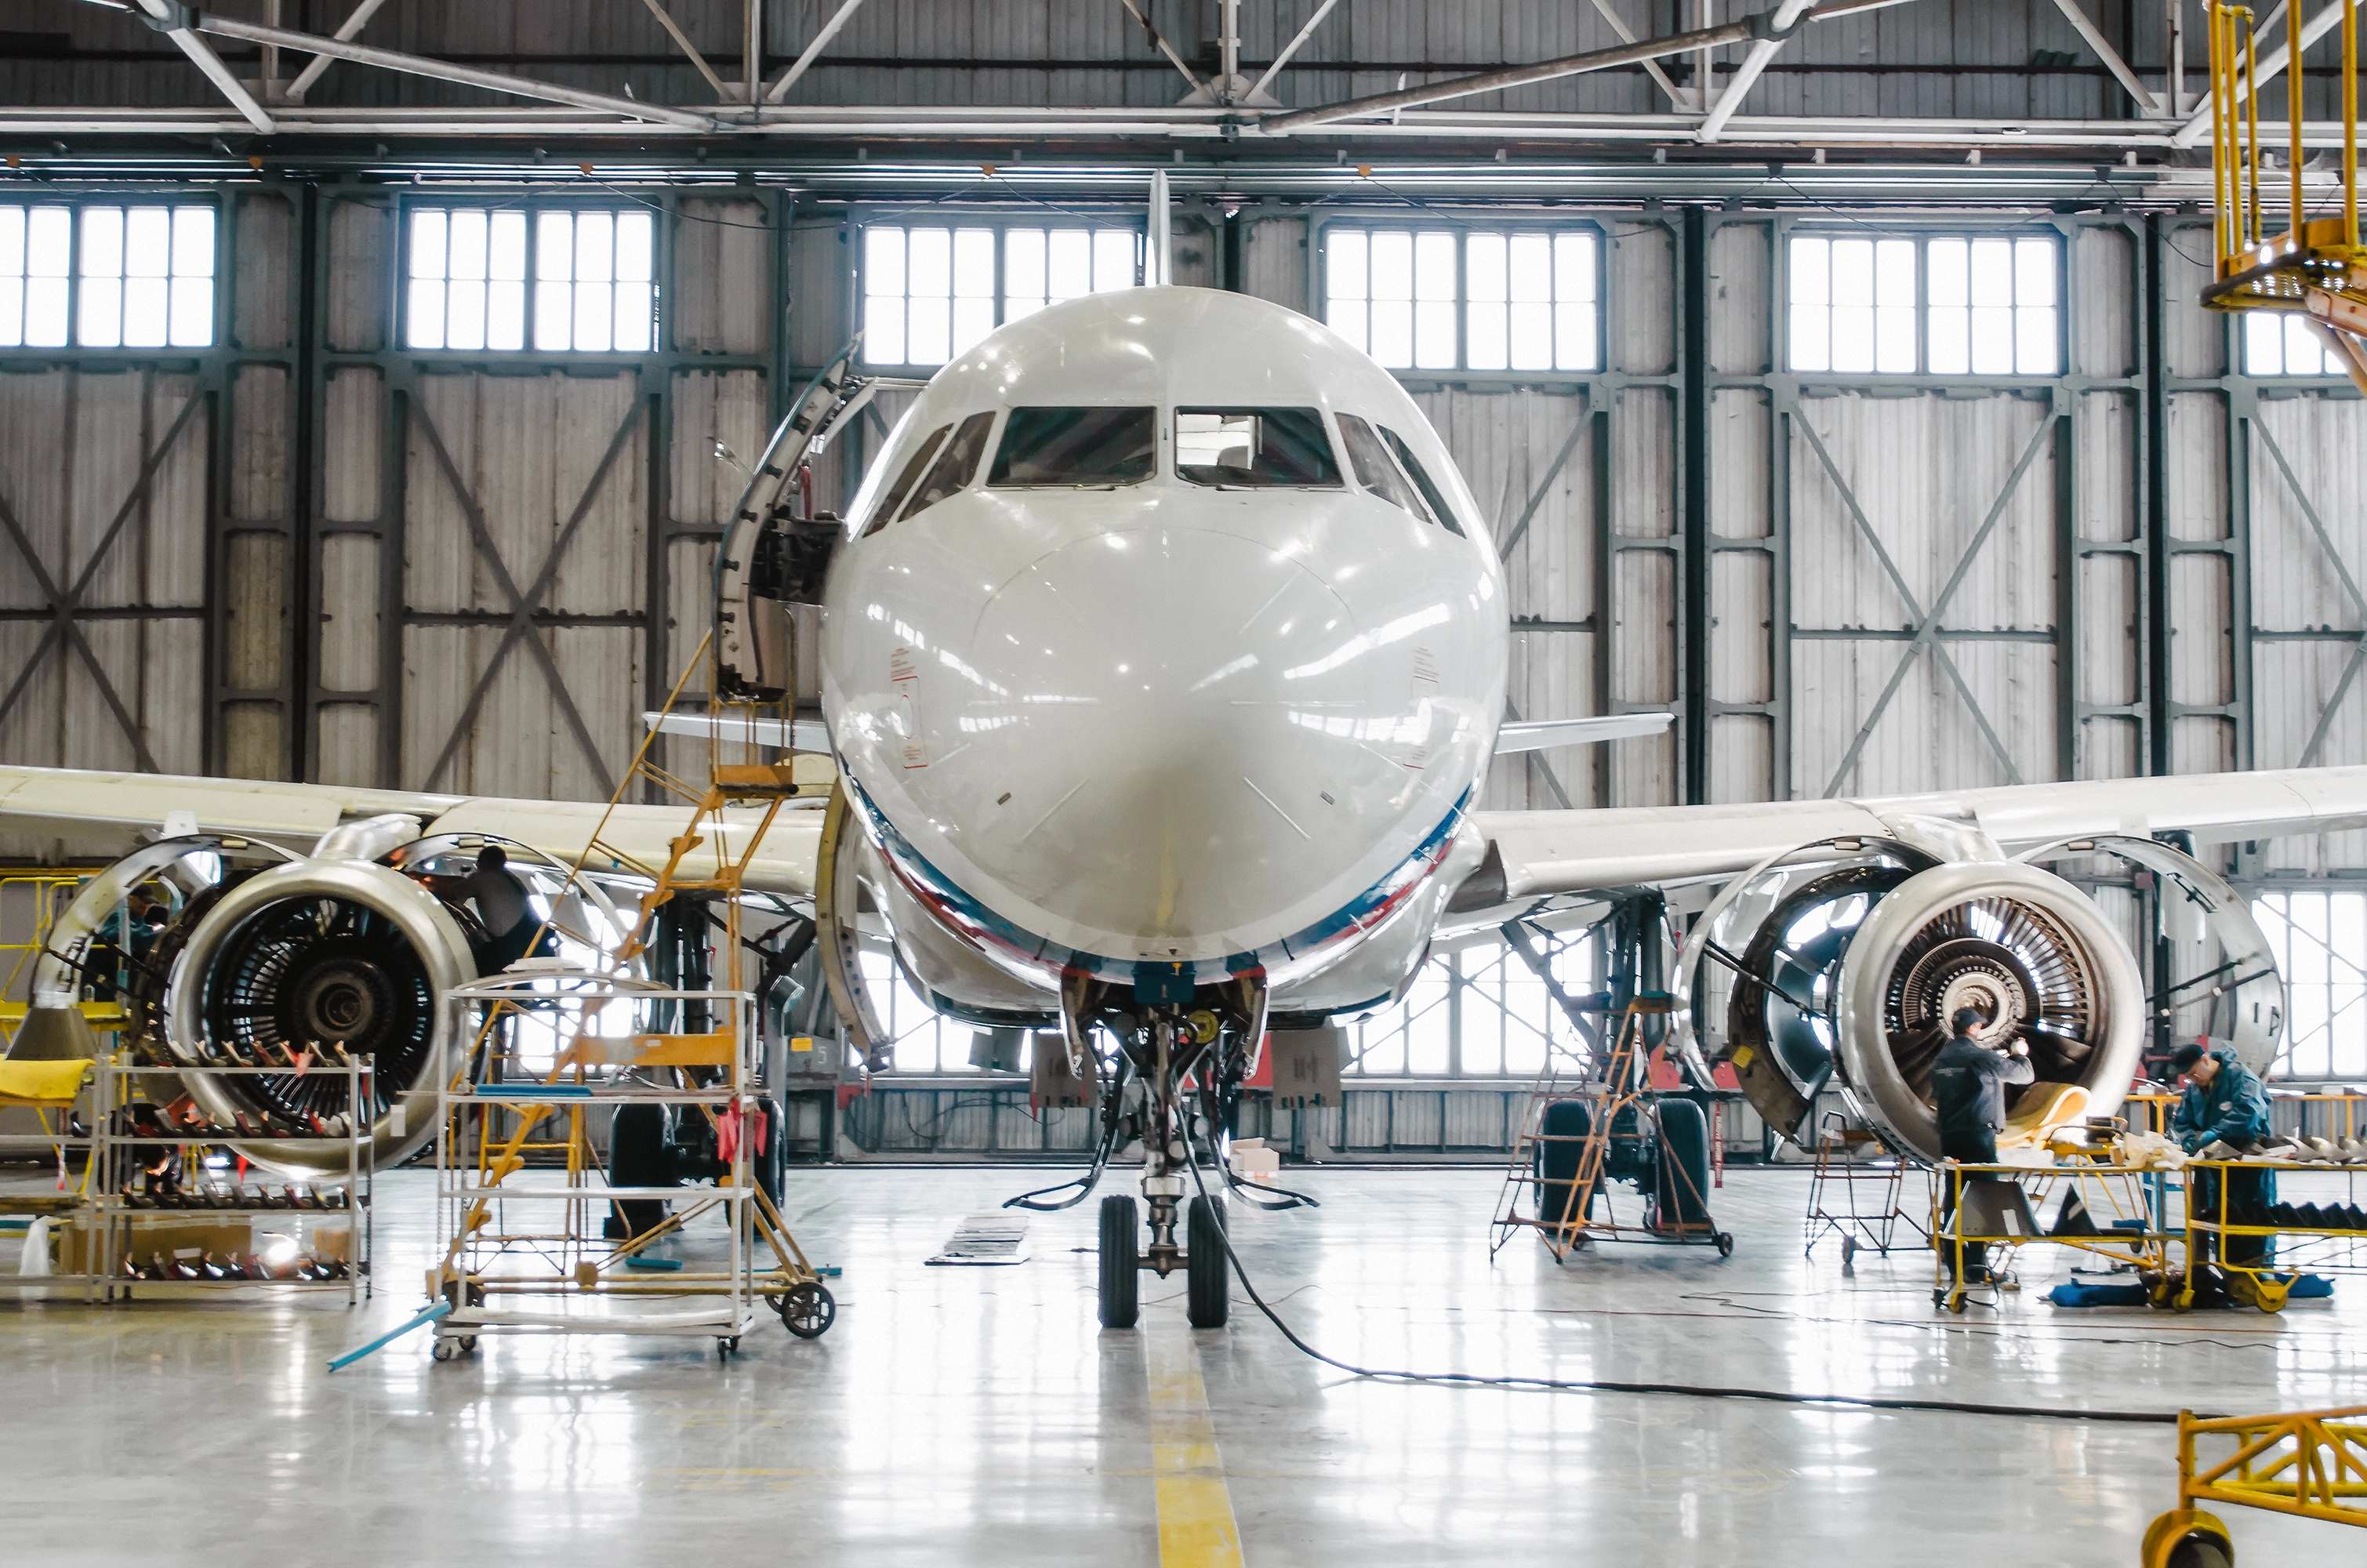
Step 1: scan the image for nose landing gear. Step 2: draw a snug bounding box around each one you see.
[1076,986,1261,1331]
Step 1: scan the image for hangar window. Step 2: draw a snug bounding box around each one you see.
[860,223,1141,369]
[2244,313,2344,376]
[2253,892,2367,1080]
[0,201,216,349]
[1321,227,1601,374]
[403,205,655,354]
[1788,233,2060,377]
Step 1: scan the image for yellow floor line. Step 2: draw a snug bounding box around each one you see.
[1145,1331,1246,1567]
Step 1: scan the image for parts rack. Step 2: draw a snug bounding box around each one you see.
[92,1057,374,1305]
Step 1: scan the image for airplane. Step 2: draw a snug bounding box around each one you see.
[2,284,2354,1329]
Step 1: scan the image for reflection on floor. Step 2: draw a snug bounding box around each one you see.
[3,1162,2362,1565]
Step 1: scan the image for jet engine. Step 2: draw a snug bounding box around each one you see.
[1683,829,2152,1164]
[160,855,480,1173]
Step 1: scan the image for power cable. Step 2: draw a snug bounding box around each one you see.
[1175,1128,2193,1425]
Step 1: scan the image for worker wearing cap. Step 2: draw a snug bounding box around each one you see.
[1930,1006,2034,1283]
[2172,1040,2276,1271]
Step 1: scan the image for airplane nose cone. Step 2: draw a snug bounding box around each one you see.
[946,526,1396,953]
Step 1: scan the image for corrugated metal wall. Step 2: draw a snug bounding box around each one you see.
[5,186,2363,846]
[2,175,2363,1158]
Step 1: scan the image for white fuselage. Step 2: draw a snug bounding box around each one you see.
[822,289,1506,1011]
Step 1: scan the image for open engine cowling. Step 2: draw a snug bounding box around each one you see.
[1831,858,2144,1162]
[165,858,478,1173]
[1686,830,2155,1166]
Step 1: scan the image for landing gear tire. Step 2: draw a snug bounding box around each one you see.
[1185,1194,1228,1329]
[778,1282,835,1339]
[1098,1194,1139,1329]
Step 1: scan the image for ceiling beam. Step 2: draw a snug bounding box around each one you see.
[124,0,276,133]
[186,10,719,131]
[765,0,871,103]
[1698,0,1821,142]
[1116,0,1210,100]
[1257,13,1786,133]
[1585,0,1693,111]
[638,0,732,103]
[2045,0,2164,116]
[284,0,393,101]
[1247,0,1341,105]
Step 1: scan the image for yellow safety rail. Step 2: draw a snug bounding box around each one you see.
[2145,1406,2367,1565]
[2204,2,2367,391]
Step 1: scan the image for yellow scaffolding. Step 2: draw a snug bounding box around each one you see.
[2145,1406,2367,1565]
[2202,2,2367,391]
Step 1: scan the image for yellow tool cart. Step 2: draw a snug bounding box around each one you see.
[2144,1406,2367,1566]
[2180,1156,2362,1314]
[1930,1151,2177,1315]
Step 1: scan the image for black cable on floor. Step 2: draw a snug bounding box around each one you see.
[1176,1138,2193,1426]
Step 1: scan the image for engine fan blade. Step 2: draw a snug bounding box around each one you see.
[1890,1021,1952,1099]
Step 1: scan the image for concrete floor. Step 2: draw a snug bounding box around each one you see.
[2,1161,2362,1566]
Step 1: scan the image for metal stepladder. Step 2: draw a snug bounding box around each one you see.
[1490,993,1734,1261]
[425,636,844,1356]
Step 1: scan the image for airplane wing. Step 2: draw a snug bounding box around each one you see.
[1473,765,2367,900]
[0,764,822,898]
[1493,712,1672,753]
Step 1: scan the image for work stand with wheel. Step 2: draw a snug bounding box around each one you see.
[1804,1112,1922,1266]
[427,974,833,1361]
[1489,993,1734,1262]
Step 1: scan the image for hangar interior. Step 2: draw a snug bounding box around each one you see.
[2,2,2367,1564]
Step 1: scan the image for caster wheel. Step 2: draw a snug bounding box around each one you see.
[1715,1232,1735,1258]
[1841,1236,1857,1266]
[1931,1289,1947,1309]
[430,1339,456,1362]
[2141,1508,2233,1568]
[718,1337,739,1360]
[1098,1195,1139,1329]
[1948,1294,1968,1315]
[777,1282,835,1339]
[458,1335,478,1354]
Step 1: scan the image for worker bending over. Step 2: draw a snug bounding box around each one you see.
[2172,1040,2277,1276]
[453,846,554,974]
[1930,1005,2034,1283]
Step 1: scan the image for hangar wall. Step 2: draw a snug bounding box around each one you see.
[2,180,2363,1153]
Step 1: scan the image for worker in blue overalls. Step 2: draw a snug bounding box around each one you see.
[2170,1040,2276,1272]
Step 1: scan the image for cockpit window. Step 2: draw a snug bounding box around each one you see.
[1335,412,1436,525]
[988,407,1156,487]
[897,411,997,524]
[1174,407,1341,488]
[1380,426,1468,537]
[857,422,949,539]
